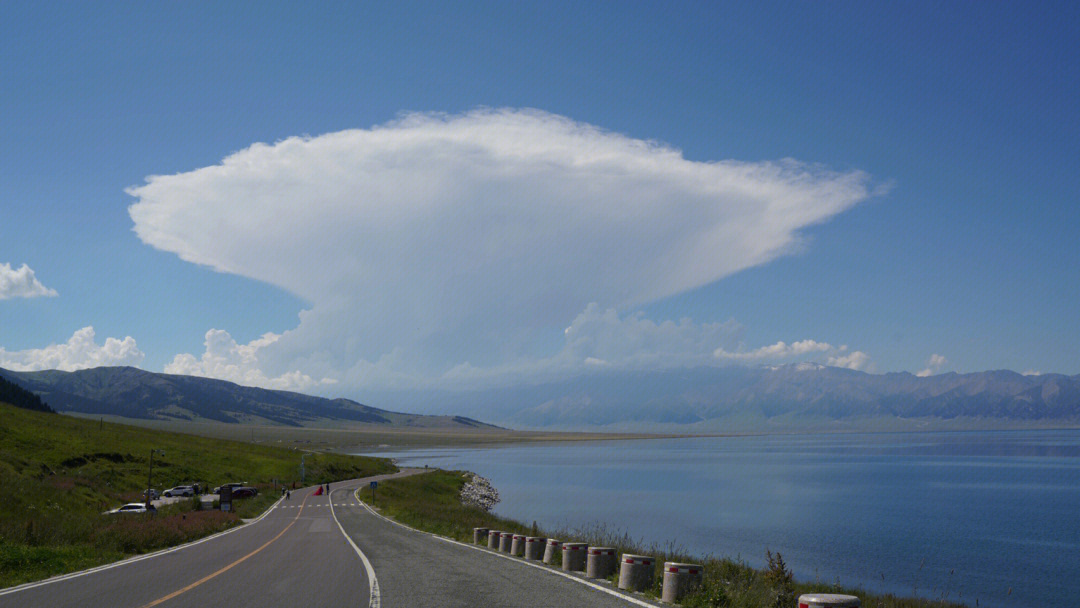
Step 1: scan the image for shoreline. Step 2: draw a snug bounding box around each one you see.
[368,430,1073,608]
[371,469,969,608]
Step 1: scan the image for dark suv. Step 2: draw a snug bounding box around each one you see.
[231,487,259,499]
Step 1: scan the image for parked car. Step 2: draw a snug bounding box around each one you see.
[213,482,247,495]
[230,487,259,499]
[163,485,195,498]
[105,503,157,515]
[142,488,159,500]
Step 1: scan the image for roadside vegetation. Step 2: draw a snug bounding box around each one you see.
[372,470,966,608]
[0,400,396,588]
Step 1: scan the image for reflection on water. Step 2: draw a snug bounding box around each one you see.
[363,430,1080,608]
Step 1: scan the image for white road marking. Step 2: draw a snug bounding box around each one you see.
[0,494,286,597]
[329,487,381,608]
[352,490,659,608]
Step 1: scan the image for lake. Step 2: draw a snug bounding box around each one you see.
[363,430,1080,608]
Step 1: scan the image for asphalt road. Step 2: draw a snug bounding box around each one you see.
[1,470,656,608]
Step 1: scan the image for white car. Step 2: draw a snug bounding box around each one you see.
[163,485,194,497]
[105,503,156,514]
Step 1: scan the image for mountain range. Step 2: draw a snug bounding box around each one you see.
[0,366,494,430]
[3,364,1078,432]
[360,364,1080,431]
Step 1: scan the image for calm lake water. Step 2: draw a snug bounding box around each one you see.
[363,431,1080,608]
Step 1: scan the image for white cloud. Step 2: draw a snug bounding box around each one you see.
[0,263,57,300]
[715,339,871,371]
[1022,370,1042,376]
[828,350,872,371]
[129,108,875,388]
[714,339,832,360]
[0,326,143,371]
[916,353,947,377]
[165,329,336,391]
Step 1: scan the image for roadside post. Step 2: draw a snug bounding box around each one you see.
[586,547,616,578]
[473,527,489,544]
[370,480,378,504]
[618,555,656,591]
[661,562,703,603]
[562,543,587,571]
[220,486,232,512]
[542,539,562,564]
[524,536,546,560]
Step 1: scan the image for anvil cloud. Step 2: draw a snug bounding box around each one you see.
[128,109,875,388]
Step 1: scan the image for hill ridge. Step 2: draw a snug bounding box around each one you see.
[0,366,497,430]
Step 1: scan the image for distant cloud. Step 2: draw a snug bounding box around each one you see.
[827,350,872,371]
[916,353,947,377]
[164,329,336,391]
[129,108,876,388]
[0,326,143,371]
[0,263,57,300]
[1022,370,1042,376]
[715,339,872,371]
[715,339,832,360]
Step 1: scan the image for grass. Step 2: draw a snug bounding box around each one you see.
[0,402,396,587]
[370,470,967,608]
[70,414,695,451]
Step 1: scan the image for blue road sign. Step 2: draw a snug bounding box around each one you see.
[370,481,378,489]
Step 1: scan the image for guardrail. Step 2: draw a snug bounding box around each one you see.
[466,525,862,606]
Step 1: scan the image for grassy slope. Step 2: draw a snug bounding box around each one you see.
[372,470,964,608]
[0,402,395,587]
[70,414,686,451]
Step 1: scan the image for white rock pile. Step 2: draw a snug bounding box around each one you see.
[460,473,500,512]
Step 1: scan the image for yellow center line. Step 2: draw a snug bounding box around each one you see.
[138,492,313,608]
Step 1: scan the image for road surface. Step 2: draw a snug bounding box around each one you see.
[1,470,657,607]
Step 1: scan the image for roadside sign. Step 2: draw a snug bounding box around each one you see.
[220,485,232,512]
[370,481,378,489]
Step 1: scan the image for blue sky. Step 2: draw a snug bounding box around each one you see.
[1,2,1078,394]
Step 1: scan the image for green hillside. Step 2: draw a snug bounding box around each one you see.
[0,401,395,587]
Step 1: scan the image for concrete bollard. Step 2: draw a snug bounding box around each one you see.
[586,546,617,579]
[618,554,656,592]
[543,539,562,564]
[524,536,547,560]
[798,594,861,608]
[473,527,489,545]
[510,534,526,556]
[499,532,514,553]
[562,542,587,572]
[488,530,501,549]
[661,562,704,603]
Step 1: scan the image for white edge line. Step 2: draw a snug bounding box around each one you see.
[330,487,380,608]
[351,489,659,608]
[0,493,286,597]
